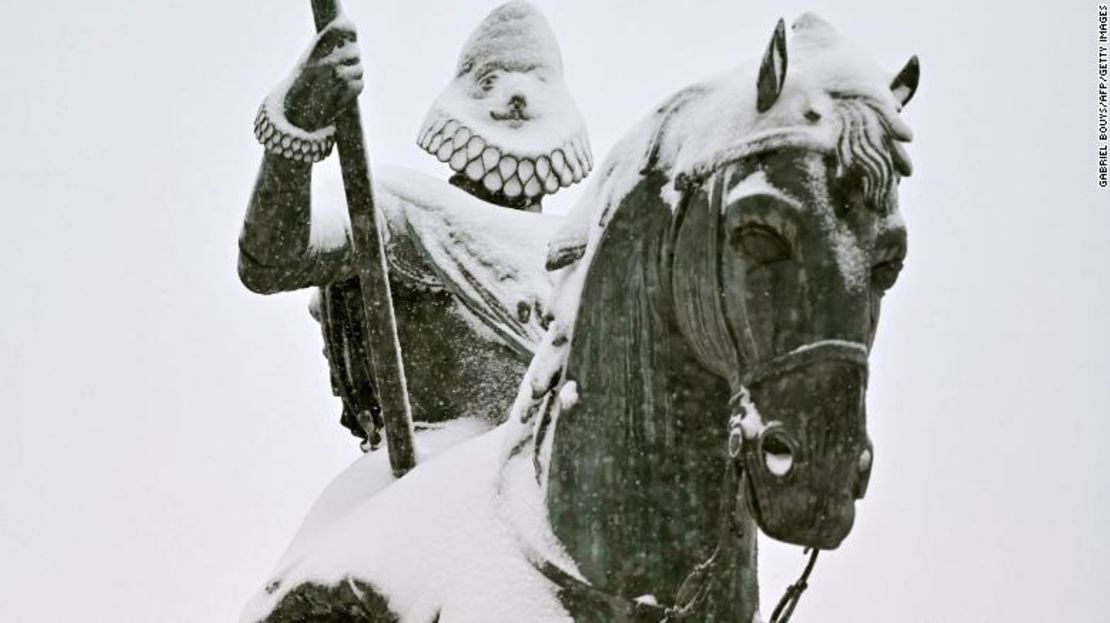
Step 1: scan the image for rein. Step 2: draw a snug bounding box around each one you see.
[536,407,821,622]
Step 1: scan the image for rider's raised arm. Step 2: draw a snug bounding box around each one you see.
[237,19,364,294]
[238,156,354,294]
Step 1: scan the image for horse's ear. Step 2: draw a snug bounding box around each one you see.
[890,55,920,108]
[757,18,788,113]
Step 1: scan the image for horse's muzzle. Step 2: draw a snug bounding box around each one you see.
[740,342,872,550]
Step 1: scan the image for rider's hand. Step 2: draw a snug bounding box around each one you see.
[283,20,363,132]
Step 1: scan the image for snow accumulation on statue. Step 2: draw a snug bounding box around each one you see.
[419,0,592,205]
[241,8,921,622]
[239,1,591,449]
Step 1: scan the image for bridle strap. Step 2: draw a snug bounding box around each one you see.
[741,339,869,388]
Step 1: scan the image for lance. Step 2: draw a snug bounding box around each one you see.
[309,0,416,476]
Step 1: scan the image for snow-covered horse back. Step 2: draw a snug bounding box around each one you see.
[245,14,920,622]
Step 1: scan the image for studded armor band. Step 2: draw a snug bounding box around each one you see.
[253,87,336,163]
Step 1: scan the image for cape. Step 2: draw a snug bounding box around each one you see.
[307,166,564,433]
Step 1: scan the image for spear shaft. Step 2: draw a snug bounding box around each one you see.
[309,0,416,476]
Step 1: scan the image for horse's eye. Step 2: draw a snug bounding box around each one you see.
[871,258,903,292]
[734,225,791,265]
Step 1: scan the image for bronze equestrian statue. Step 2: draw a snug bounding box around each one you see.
[239,6,920,622]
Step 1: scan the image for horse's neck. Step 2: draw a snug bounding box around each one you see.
[543,175,760,619]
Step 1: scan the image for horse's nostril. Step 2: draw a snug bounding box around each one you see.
[854,448,873,499]
[762,432,794,477]
[858,448,872,472]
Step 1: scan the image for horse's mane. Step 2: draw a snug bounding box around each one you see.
[831,95,913,211]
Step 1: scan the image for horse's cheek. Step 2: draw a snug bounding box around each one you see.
[737,264,777,357]
[771,261,807,353]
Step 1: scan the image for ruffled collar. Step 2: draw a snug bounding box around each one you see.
[418,111,593,202]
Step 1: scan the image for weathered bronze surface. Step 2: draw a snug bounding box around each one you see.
[241,6,920,622]
[543,18,919,621]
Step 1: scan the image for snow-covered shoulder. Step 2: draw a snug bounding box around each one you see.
[380,167,562,354]
[309,164,564,356]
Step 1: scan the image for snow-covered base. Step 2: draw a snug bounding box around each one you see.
[242,420,575,623]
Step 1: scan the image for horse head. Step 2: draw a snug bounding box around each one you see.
[532,14,920,611]
[668,15,920,549]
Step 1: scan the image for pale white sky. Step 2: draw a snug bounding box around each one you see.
[0,1,1107,621]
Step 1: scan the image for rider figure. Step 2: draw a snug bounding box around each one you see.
[238,1,591,447]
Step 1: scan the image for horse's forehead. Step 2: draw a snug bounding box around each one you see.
[662,22,901,180]
[717,157,900,292]
[567,15,913,274]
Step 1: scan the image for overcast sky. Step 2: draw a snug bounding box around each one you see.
[1,0,1107,621]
